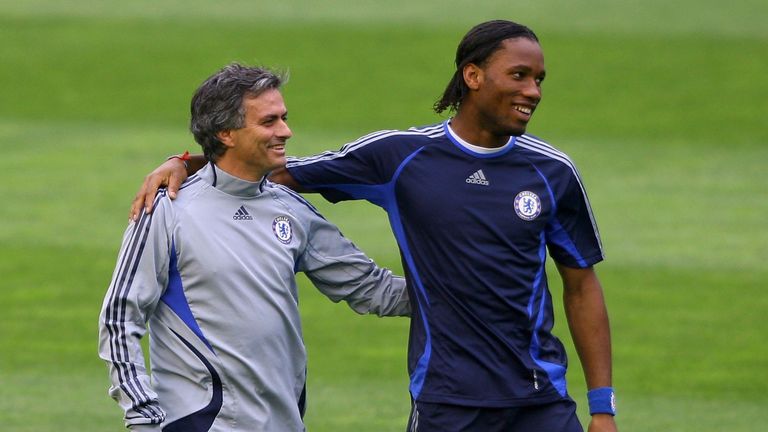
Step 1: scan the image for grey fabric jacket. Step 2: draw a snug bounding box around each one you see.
[98,163,409,431]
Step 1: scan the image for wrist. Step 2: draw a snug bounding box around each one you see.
[587,386,616,416]
[166,150,191,170]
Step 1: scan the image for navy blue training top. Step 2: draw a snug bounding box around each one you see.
[286,121,604,407]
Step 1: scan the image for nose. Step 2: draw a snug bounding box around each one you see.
[277,119,293,139]
[522,78,542,101]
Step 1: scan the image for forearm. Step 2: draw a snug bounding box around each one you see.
[349,271,410,317]
[560,266,613,389]
[100,210,170,426]
[180,154,301,189]
[183,154,307,193]
[301,213,409,316]
[307,251,410,317]
[99,291,165,426]
[561,266,619,430]
[567,291,612,388]
[268,166,308,192]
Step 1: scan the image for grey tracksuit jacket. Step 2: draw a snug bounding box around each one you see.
[98,163,409,431]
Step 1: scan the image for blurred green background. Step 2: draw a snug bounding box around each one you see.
[1,1,766,430]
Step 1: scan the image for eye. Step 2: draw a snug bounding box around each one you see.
[261,116,279,126]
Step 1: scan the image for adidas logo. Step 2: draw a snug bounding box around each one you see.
[233,205,253,221]
[465,169,489,186]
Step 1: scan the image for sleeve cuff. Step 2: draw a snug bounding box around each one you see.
[129,424,162,432]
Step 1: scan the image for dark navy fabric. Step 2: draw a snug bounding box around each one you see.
[287,122,603,407]
[406,397,583,432]
[162,330,223,432]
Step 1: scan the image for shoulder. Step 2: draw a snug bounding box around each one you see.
[365,123,447,150]
[515,134,570,161]
[145,174,209,225]
[353,124,447,161]
[287,123,446,166]
[169,173,209,207]
[132,188,175,233]
[515,133,581,176]
[351,123,446,146]
[149,188,172,212]
[265,182,325,219]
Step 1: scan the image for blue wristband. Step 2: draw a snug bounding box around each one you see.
[587,387,616,416]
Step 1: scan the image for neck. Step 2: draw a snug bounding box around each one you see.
[215,158,268,182]
[450,110,511,148]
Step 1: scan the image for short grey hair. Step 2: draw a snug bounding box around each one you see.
[190,63,286,162]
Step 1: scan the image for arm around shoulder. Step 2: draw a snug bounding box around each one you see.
[130,152,206,221]
[268,166,307,192]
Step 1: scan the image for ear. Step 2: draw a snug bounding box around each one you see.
[462,63,483,91]
[216,130,236,148]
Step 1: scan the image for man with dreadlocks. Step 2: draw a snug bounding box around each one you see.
[132,20,618,432]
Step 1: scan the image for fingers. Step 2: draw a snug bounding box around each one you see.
[165,158,190,199]
[167,171,184,200]
[143,174,164,213]
[128,175,162,222]
[129,183,149,222]
[128,158,190,222]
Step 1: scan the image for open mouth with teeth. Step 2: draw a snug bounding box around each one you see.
[513,105,532,115]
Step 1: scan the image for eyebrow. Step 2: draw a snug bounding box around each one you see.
[510,64,545,72]
[509,64,546,78]
[259,111,288,123]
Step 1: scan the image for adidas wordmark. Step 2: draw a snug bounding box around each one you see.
[466,169,489,186]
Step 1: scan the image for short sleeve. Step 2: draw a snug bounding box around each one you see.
[286,130,411,203]
[545,168,604,268]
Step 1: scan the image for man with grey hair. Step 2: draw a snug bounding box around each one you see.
[98,63,410,431]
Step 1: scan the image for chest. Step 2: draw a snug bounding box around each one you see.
[394,149,555,239]
[173,195,304,288]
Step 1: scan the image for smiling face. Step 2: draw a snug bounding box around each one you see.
[217,89,292,180]
[458,37,546,145]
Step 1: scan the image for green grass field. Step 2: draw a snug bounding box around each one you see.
[1,1,767,430]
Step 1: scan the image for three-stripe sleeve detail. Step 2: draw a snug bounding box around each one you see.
[516,135,603,253]
[286,126,444,168]
[103,192,166,422]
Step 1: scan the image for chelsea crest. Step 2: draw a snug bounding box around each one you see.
[272,216,293,244]
[513,191,542,221]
